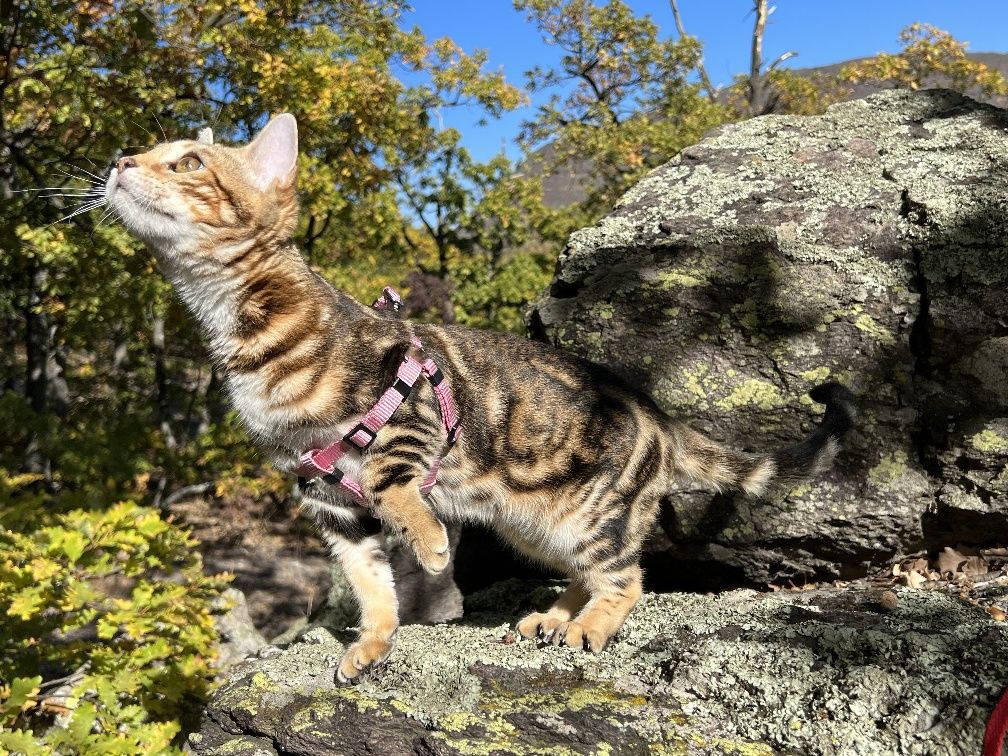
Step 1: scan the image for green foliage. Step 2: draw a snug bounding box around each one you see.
[725,68,852,117]
[841,23,1008,96]
[0,475,230,754]
[1,0,537,495]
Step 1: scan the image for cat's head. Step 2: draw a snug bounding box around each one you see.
[105,114,299,260]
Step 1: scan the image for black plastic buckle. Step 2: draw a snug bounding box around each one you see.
[447,419,462,445]
[382,288,402,312]
[427,366,445,386]
[344,422,378,450]
[391,377,413,399]
[322,469,345,486]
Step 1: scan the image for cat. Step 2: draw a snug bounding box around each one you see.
[105,113,854,682]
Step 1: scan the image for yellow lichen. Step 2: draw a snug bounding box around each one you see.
[715,379,784,411]
[970,428,1008,454]
[868,451,909,488]
[799,367,831,383]
[659,269,705,288]
[853,313,896,345]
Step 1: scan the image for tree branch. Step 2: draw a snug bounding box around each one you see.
[669,0,718,102]
[748,0,769,115]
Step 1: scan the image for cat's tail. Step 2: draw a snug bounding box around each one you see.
[674,382,856,498]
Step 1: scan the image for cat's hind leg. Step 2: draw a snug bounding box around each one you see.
[550,562,643,652]
[516,581,589,640]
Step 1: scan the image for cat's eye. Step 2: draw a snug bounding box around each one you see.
[173,155,203,173]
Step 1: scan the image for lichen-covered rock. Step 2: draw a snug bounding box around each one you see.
[190,581,1008,755]
[213,588,268,672]
[528,89,1008,585]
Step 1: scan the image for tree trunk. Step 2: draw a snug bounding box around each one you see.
[152,314,178,451]
[748,0,769,115]
[23,261,50,475]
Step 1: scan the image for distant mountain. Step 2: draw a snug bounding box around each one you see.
[536,52,1008,209]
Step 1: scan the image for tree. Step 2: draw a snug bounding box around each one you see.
[516,0,731,225]
[0,0,532,496]
[840,23,1008,97]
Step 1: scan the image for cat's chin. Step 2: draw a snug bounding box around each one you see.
[108,192,188,251]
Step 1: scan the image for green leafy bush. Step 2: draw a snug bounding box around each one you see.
[0,474,230,755]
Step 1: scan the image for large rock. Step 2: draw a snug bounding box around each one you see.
[189,581,1008,755]
[529,89,1008,586]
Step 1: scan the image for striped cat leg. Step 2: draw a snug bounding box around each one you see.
[361,452,451,575]
[516,580,589,640]
[550,562,643,653]
[370,482,450,575]
[313,505,400,682]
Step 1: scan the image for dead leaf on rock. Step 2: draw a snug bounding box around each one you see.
[987,606,1006,622]
[936,547,967,575]
[905,570,928,590]
[936,546,989,580]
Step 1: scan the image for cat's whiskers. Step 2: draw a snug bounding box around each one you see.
[53,168,101,187]
[129,118,156,142]
[44,198,107,228]
[93,206,124,233]
[151,112,169,142]
[63,163,105,183]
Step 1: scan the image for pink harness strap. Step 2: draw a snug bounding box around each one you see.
[295,290,461,505]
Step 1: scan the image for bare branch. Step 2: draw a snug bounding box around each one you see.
[767,50,798,72]
[669,0,718,102]
[749,0,769,115]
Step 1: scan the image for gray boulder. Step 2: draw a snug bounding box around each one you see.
[190,581,1008,755]
[529,89,1008,586]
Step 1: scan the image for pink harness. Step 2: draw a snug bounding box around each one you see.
[293,288,461,505]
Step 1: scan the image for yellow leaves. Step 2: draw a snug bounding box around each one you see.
[0,676,42,717]
[840,23,1008,97]
[7,589,46,621]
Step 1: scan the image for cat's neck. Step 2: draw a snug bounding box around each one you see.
[154,237,346,361]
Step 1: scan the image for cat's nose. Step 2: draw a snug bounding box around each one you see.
[116,156,137,172]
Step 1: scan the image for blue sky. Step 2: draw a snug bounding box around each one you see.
[403,1,1008,162]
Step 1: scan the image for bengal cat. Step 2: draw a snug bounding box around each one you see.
[105,114,854,682]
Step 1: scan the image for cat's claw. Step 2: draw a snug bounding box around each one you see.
[336,633,394,683]
[516,612,564,641]
[549,620,610,653]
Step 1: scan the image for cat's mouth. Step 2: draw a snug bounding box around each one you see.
[106,172,176,222]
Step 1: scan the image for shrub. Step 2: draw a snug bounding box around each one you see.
[0,473,230,755]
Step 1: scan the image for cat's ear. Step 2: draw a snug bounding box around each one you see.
[196,127,213,145]
[244,113,298,191]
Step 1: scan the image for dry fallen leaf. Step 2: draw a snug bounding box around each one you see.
[936,546,989,578]
[987,606,1006,622]
[936,547,967,575]
[961,555,989,577]
[904,570,928,589]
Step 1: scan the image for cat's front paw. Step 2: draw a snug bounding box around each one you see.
[516,612,564,640]
[336,632,395,683]
[409,519,451,575]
